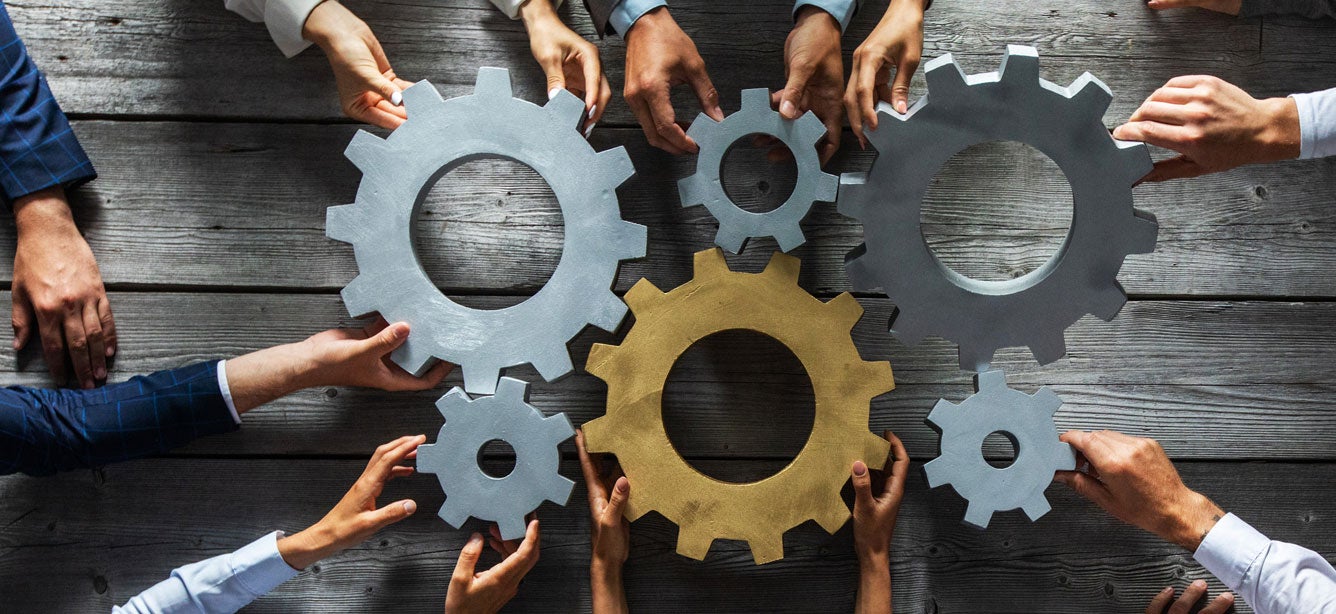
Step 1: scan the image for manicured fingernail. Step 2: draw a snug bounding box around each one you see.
[548,88,560,100]
[588,105,598,119]
[403,500,417,514]
[852,460,867,476]
[779,99,798,118]
[896,101,908,113]
[391,90,403,106]
[584,121,597,138]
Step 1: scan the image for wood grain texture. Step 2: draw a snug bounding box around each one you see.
[0,122,1326,296]
[2,292,1333,461]
[1,457,1326,613]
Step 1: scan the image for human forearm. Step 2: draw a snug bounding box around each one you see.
[223,339,323,413]
[590,561,628,614]
[854,555,891,614]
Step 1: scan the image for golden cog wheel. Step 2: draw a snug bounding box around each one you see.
[582,248,894,565]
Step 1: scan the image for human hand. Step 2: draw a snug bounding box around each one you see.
[845,0,925,148]
[773,6,844,163]
[303,318,454,391]
[278,435,424,570]
[1056,430,1224,551]
[1144,0,1242,15]
[1112,75,1300,182]
[851,431,908,614]
[623,7,723,154]
[302,0,413,130]
[520,0,610,135]
[577,429,630,614]
[1145,580,1235,614]
[445,518,541,614]
[11,187,115,389]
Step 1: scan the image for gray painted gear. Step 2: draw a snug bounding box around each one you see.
[326,67,647,394]
[838,45,1158,372]
[679,88,837,253]
[924,370,1075,530]
[416,377,575,540]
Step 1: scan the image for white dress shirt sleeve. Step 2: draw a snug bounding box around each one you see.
[112,531,300,614]
[487,0,567,20]
[1292,87,1336,160]
[793,0,862,32]
[216,360,241,425]
[224,0,324,58]
[608,0,668,35]
[1193,513,1336,614]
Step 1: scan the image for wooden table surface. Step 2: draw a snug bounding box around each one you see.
[0,0,1333,612]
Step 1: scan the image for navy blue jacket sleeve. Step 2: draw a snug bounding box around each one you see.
[0,1,96,204]
[0,361,238,476]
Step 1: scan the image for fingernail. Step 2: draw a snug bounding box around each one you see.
[1192,580,1206,588]
[852,460,867,476]
[392,323,407,339]
[548,88,560,100]
[896,101,908,114]
[391,90,403,106]
[11,339,18,350]
[588,105,598,119]
[106,346,115,357]
[403,500,417,514]
[615,477,629,492]
[584,121,597,138]
[780,100,798,118]
[1160,587,1173,595]
[95,367,106,379]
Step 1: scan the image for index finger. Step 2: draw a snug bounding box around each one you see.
[576,429,610,506]
[645,87,694,153]
[883,430,910,497]
[492,518,542,580]
[62,308,93,389]
[368,434,427,480]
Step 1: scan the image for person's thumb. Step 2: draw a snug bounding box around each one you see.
[1054,471,1114,510]
[367,499,418,531]
[11,293,33,351]
[851,460,874,507]
[604,476,630,520]
[1142,155,1205,183]
[1146,0,1196,9]
[538,53,567,101]
[365,321,410,355]
[779,63,815,120]
[363,69,403,105]
[890,57,919,114]
[452,533,484,587]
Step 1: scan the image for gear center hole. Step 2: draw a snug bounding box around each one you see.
[920,141,1074,283]
[415,156,563,310]
[661,330,815,483]
[720,135,798,213]
[984,431,1019,469]
[477,439,518,478]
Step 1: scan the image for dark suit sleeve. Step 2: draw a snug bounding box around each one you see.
[0,1,96,204]
[0,361,239,476]
[583,0,618,36]
[1240,0,1336,18]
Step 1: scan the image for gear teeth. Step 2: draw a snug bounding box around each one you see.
[391,340,439,378]
[401,80,445,114]
[714,226,749,254]
[461,362,502,396]
[685,111,720,141]
[836,173,867,217]
[795,112,828,145]
[435,387,472,421]
[493,377,529,402]
[546,474,576,506]
[340,275,379,318]
[860,362,896,397]
[925,399,960,433]
[975,369,1007,392]
[693,247,732,279]
[544,412,576,447]
[587,291,631,333]
[473,67,513,99]
[1053,442,1077,470]
[675,525,715,561]
[924,54,970,97]
[813,500,851,534]
[597,147,637,186]
[963,502,995,530]
[623,278,663,314]
[545,89,588,128]
[957,343,996,374]
[772,225,807,253]
[417,442,444,471]
[888,307,931,347]
[1116,140,1155,185]
[613,220,649,259]
[584,343,617,379]
[437,497,472,529]
[678,173,708,208]
[343,129,391,172]
[922,456,949,488]
[740,87,771,111]
[325,204,362,244]
[1089,282,1129,321]
[747,535,786,565]
[815,171,839,202]
[999,45,1041,86]
[825,293,864,327]
[579,416,613,453]
[531,345,575,382]
[844,246,881,293]
[1021,496,1052,522]
[1069,73,1113,117]
[1031,386,1064,415]
[762,251,802,283]
[497,514,528,541]
[1127,210,1160,254]
[1027,331,1068,365]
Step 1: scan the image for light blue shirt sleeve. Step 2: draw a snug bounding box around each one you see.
[112,531,300,614]
[607,0,668,36]
[1194,513,1336,614]
[1291,87,1336,160]
[793,0,862,32]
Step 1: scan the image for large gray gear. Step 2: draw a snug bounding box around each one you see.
[924,370,1075,530]
[326,68,647,394]
[838,45,1158,372]
[679,88,837,253]
[417,377,575,540]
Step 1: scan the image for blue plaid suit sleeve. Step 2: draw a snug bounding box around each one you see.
[0,361,238,476]
[0,1,96,204]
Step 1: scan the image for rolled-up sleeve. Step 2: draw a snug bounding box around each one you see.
[1194,513,1336,614]
[113,531,300,613]
[1292,87,1336,160]
[224,0,324,58]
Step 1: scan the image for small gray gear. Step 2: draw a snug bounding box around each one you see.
[924,370,1075,530]
[678,88,837,253]
[326,67,647,394]
[417,377,575,540]
[838,45,1158,372]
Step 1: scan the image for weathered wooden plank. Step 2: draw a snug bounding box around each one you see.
[0,122,1330,296]
[0,457,1326,612]
[3,292,1335,461]
[14,0,1331,125]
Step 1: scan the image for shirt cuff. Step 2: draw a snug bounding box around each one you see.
[216,360,241,425]
[608,0,668,36]
[793,0,858,32]
[265,0,324,58]
[1194,513,1271,591]
[1291,88,1336,160]
[229,531,301,597]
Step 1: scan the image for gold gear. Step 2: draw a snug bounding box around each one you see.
[582,248,894,565]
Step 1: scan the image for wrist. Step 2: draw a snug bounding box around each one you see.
[12,187,78,240]
[278,522,340,570]
[1163,490,1225,551]
[1259,96,1302,161]
[591,557,624,580]
[795,5,841,31]
[519,0,559,26]
[624,6,672,42]
[881,0,926,26]
[302,1,347,49]
[856,546,890,572]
